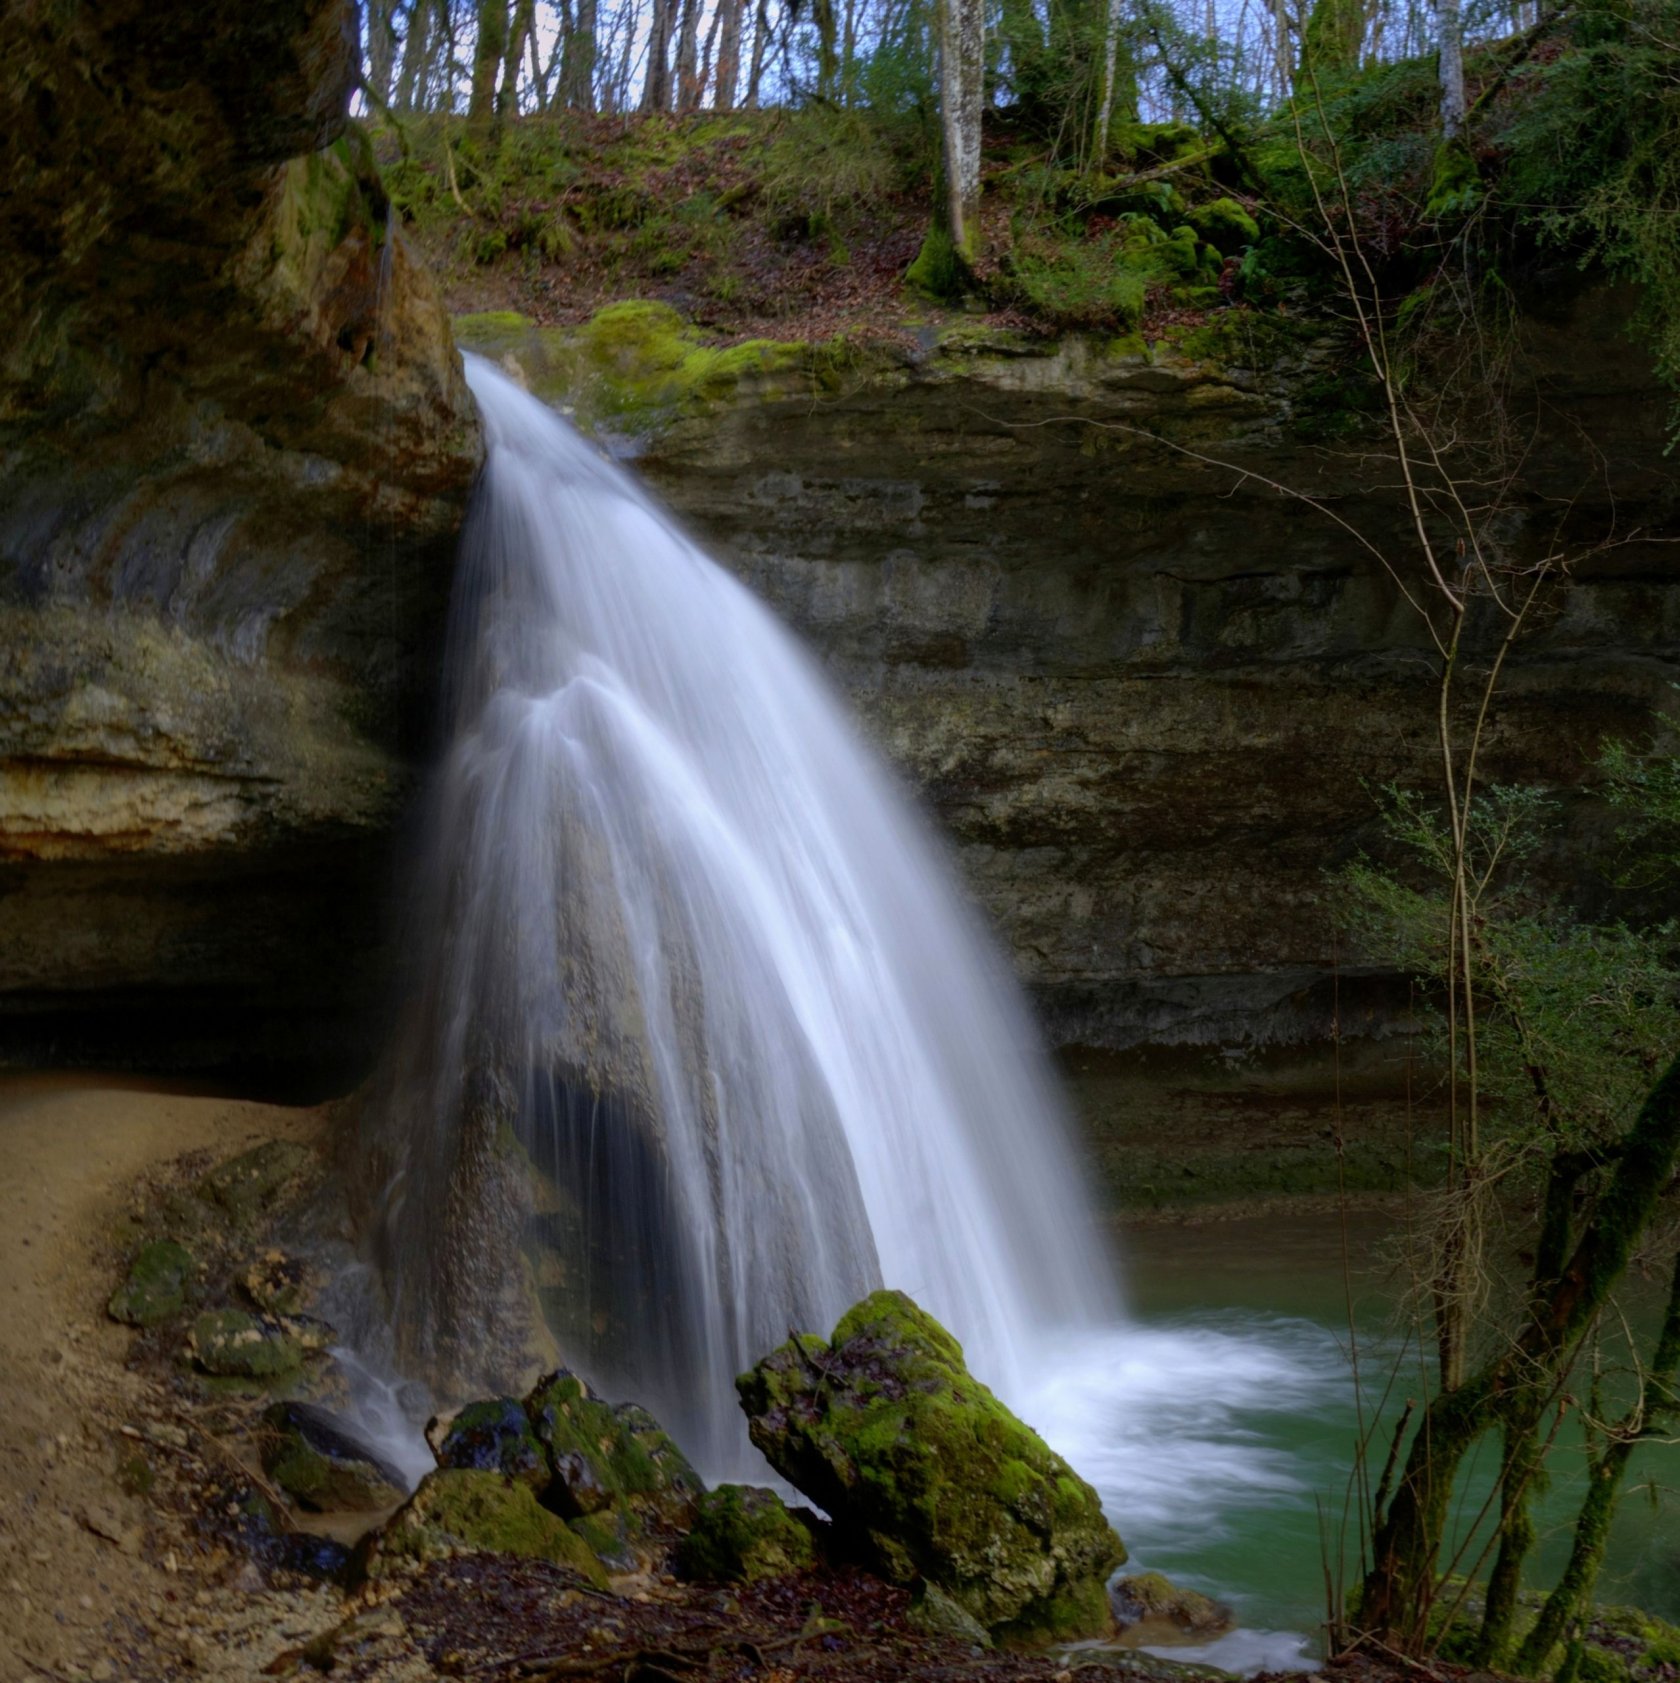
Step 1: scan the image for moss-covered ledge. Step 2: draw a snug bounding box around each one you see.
[458,299,1345,451]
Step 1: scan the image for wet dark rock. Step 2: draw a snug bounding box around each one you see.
[1111,1571,1234,1641]
[435,1397,548,1491]
[678,1484,819,1583]
[108,1239,197,1327]
[261,1400,407,1512]
[739,1288,1123,1642]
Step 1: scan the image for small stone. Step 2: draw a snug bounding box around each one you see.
[187,1308,304,1379]
[109,1239,198,1327]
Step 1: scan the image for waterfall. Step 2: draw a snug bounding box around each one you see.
[365,354,1118,1473]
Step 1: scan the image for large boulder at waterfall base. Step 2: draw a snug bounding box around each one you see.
[738,1289,1125,1643]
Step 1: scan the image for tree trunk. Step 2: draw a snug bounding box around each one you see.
[938,0,984,265]
[1299,0,1367,82]
[641,0,677,112]
[366,2,400,107]
[697,0,725,108]
[395,0,433,110]
[1438,0,1467,138]
[675,0,703,112]
[501,0,536,118]
[1515,1249,1680,1675]
[1093,0,1137,164]
[470,0,509,123]
[1360,1056,1680,1651]
[744,0,772,107]
[714,0,745,110]
[556,0,596,109]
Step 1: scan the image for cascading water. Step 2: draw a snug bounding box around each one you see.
[364,355,1120,1473]
[356,355,1358,1671]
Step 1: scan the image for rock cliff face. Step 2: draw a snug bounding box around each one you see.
[0,0,481,1079]
[621,304,1679,1052]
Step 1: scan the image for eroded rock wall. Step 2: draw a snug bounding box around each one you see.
[633,310,1680,1051]
[0,0,482,1081]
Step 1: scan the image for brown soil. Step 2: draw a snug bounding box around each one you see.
[0,1074,347,1683]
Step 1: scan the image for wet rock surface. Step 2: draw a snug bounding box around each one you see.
[739,1288,1125,1642]
[261,1400,407,1512]
[0,0,482,1083]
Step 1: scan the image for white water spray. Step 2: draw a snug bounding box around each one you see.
[366,357,1118,1469]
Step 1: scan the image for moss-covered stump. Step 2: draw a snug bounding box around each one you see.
[262,1401,407,1513]
[677,1485,818,1583]
[362,1468,608,1585]
[1110,1572,1233,1643]
[524,1369,703,1528]
[109,1239,198,1326]
[738,1289,1125,1643]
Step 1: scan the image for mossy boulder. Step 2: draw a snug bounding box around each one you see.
[524,1369,702,1527]
[678,1484,817,1583]
[109,1239,197,1326]
[364,1468,607,1584]
[188,1308,305,1379]
[436,1397,549,1491]
[1111,1572,1233,1641]
[261,1401,407,1513]
[196,1141,314,1227]
[738,1289,1124,1642]
[1187,198,1260,256]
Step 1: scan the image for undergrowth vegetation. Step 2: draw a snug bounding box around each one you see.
[372,0,1679,425]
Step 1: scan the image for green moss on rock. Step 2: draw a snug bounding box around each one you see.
[678,1484,817,1583]
[366,1468,608,1583]
[524,1368,701,1526]
[454,302,850,434]
[1111,1571,1233,1638]
[188,1308,304,1379]
[738,1288,1123,1641]
[196,1140,313,1227]
[1187,198,1260,256]
[109,1239,196,1326]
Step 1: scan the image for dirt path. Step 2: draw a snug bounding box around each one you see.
[0,1075,331,1683]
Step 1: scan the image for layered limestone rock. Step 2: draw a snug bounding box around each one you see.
[607,301,1680,1052]
[0,0,481,1080]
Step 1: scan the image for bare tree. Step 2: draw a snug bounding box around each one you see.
[938,0,984,264]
